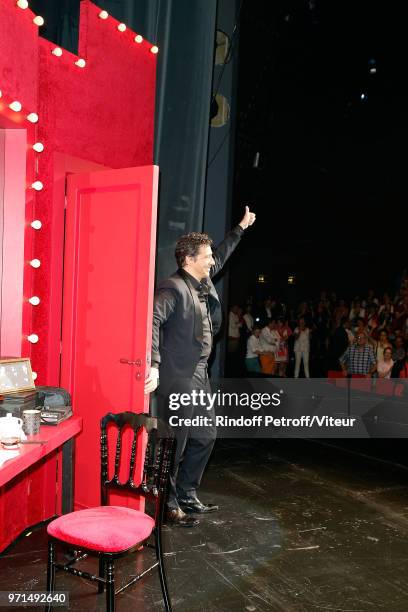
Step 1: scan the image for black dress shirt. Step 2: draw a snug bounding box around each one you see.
[183,271,213,361]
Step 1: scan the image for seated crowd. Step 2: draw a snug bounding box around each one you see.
[227,280,408,379]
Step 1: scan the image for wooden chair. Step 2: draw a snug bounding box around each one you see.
[45,412,175,611]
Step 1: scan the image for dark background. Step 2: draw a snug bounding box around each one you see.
[230,0,407,306]
[30,0,407,304]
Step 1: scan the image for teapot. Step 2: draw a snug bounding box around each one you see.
[0,413,26,446]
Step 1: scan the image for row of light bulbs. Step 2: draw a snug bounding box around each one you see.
[16,0,43,26]
[25,90,42,355]
[98,9,159,54]
[14,2,85,67]
[50,48,87,68]
[16,2,159,56]
[0,93,38,122]
[28,169,42,348]
[28,132,43,349]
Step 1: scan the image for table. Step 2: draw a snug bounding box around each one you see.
[0,416,82,552]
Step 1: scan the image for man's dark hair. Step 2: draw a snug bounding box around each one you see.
[175,232,213,268]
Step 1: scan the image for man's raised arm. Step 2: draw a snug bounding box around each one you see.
[211,206,256,277]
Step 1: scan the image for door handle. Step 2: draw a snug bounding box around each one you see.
[120,358,142,366]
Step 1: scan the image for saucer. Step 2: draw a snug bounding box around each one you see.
[0,441,20,450]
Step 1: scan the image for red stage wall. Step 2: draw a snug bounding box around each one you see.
[0,0,156,384]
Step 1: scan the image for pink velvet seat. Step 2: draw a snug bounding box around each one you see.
[47,506,155,553]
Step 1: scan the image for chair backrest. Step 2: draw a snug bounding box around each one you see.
[100,412,174,517]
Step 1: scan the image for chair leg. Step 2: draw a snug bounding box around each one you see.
[156,529,172,612]
[46,540,56,612]
[98,557,105,594]
[105,560,115,612]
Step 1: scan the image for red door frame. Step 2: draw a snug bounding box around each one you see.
[60,165,158,509]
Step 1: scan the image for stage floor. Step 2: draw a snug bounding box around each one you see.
[2,438,408,611]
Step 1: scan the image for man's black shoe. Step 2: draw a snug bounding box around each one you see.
[165,507,200,527]
[179,496,219,514]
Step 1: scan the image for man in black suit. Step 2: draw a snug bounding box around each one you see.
[145,207,256,526]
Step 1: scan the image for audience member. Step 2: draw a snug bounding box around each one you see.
[354,317,367,337]
[294,317,311,378]
[394,293,408,331]
[313,301,330,358]
[257,298,273,327]
[259,320,279,374]
[366,305,379,335]
[245,326,265,373]
[349,299,365,325]
[374,330,392,362]
[399,354,408,379]
[275,319,292,377]
[378,301,394,329]
[228,305,242,354]
[377,346,394,379]
[362,289,379,309]
[333,299,349,330]
[329,317,350,370]
[243,305,254,335]
[340,333,377,377]
[392,336,405,360]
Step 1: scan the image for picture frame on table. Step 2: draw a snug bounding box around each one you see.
[0,358,36,394]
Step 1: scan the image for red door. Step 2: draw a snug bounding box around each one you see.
[61,165,158,510]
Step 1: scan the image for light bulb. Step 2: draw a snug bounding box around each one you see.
[150,45,159,54]
[27,112,39,123]
[9,101,22,112]
[134,35,143,43]
[17,0,29,8]
[31,180,43,191]
[98,10,109,19]
[32,371,38,381]
[33,142,44,153]
[75,58,86,68]
[33,15,44,26]
[30,259,41,268]
[52,47,63,57]
[29,296,40,306]
[27,334,39,344]
[30,220,42,230]
[117,23,126,32]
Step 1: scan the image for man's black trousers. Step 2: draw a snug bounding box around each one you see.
[158,361,217,509]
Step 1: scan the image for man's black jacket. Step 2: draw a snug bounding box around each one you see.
[151,226,243,389]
